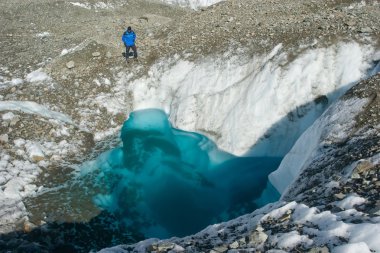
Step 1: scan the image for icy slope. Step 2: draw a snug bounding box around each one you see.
[269,97,369,194]
[273,73,380,199]
[114,42,376,157]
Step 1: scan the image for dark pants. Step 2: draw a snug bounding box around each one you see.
[125,45,138,58]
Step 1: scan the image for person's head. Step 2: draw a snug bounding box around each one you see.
[127,26,132,32]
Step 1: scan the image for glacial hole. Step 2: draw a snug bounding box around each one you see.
[92,108,282,238]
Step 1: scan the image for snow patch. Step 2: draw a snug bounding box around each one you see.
[158,0,224,9]
[335,195,366,210]
[70,1,115,10]
[332,242,371,253]
[36,32,51,38]
[60,43,84,56]
[94,126,121,141]
[271,231,313,250]
[25,69,50,82]
[25,142,45,161]
[70,2,91,9]
[2,112,15,120]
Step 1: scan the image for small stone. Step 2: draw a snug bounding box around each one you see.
[157,242,175,251]
[147,244,157,251]
[279,210,292,222]
[211,245,228,253]
[106,51,112,58]
[229,241,239,249]
[351,172,360,179]
[334,193,346,200]
[354,161,374,174]
[255,225,264,232]
[66,61,75,69]
[10,116,20,126]
[0,134,8,143]
[31,155,44,163]
[11,87,16,92]
[369,201,380,216]
[247,230,268,247]
[23,221,37,233]
[92,51,101,57]
[345,20,356,27]
[359,27,372,33]
[307,246,330,253]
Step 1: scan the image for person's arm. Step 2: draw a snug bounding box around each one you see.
[122,32,127,43]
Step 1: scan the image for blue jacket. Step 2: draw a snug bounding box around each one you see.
[122,30,136,46]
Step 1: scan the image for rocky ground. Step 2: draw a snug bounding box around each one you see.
[0,0,379,252]
[1,0,379,139]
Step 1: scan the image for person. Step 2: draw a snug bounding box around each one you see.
[122,26,138,59]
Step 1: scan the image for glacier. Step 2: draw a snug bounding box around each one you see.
[86,41,378,238]
[0,37,378,250]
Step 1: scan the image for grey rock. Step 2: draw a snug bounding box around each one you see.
[247,230,268,247]
[157,242,176,251]
[0,134,9,143]
[344,20,356,27]
[211,245,228,253]
[353,160,374,175]
[10,116,20,126]
[66,61,75,69]
[334,193,346,200]
[307,246,330,253]
[369,201,380,216]
[359,27,372,33]
[229,241,239,249]
[92,51,101,57]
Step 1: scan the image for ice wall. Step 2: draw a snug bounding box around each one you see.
[122,42,375,157]
[93,109,281,238]
[268,97,369,194]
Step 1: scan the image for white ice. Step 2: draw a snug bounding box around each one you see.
[36,32,51,38]
[157,0,224,9]
[270,231,313,250]
[0,100,74,125]
[69,1,115,10]
[25,69,50,83]
[120,42,375,157]
[269,97,369,194]
[335,195,366,210]
[332,242,371,253]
